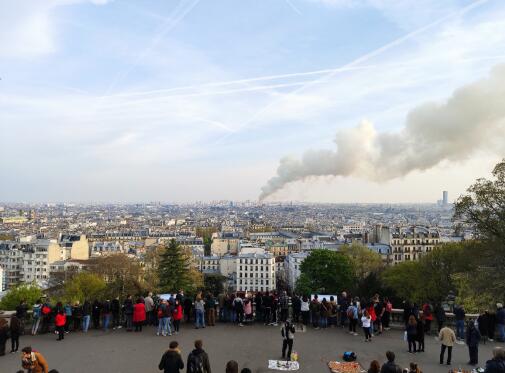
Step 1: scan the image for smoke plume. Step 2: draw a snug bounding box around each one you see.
[259,64,505,200]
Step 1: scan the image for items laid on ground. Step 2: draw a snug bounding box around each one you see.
[268,360,300,370]
[328,361,364,373]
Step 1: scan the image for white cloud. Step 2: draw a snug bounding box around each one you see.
[0,0,112,58]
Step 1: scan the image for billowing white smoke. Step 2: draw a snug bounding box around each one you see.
[259,64,505,201]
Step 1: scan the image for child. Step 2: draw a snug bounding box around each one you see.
[361,310,372,342]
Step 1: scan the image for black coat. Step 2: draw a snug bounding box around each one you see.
[484,358,505,373]
[187,348,211,373]
[380,361,402,373]
[466,326,481,347]
[158,350,184,373]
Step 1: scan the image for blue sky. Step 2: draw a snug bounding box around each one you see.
[1,0,505,203]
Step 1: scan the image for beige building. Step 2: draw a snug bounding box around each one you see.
[390,226,440,264]
[211,237,239,256]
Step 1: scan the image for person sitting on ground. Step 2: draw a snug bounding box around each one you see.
[380,351,402,373]
[225,360,239,373]
[484,346,505,373]
[21,346,49,373]
[368,360,381,373]
[158,340,184,373]
[187,339,211,373]
[408,362,422,373]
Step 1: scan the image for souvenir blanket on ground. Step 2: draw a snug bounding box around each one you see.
[327,361,365,373]
[268,360,300,370]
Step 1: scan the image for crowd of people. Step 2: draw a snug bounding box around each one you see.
[1,289,505,372]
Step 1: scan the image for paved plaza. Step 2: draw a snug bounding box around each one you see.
[0,323,498,372]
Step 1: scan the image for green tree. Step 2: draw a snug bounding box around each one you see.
[63,272,106,303]
[158,239,193,293]
[340,243,384,281]
[203,236,212,256]
[295,249,354,295]
[203,273,225,295]
[0,283,43,310]
[454,159,505,301]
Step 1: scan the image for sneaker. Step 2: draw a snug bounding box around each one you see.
[156,332,160,336]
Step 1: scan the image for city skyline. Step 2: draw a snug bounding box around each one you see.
[1,0,505,203]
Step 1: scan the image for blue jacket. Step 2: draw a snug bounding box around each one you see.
[496,308,505,325]
[466,326,481,347]
[484,358,505,373]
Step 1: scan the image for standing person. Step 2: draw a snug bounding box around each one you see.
[111,297,121,330]
[92,299,101,329]
[484,346,505,373]
[72,301,82,332]
[173,299,183,334]
[300,295,310,331]
[467,320,481,366]
[183,297,193,324]
[243,297,253,323]
[255,292,263,322]
[281,320,295,361]
[368,360,381,373]
[439,325,456,365]
[362,309,372,342]
[382,298,392,331]
[329,296,338,327]
[40,300,52,334]
[497,303,505,343]
[124,295,134,332]
[310,295,321,330]
[157,299,171,337]
[217,292,226,322]
[102,299,112,332]
[195,295,206,329]
[339,292,350,328]
[32,300,42,335]
[292,295,301,325]
[367,302,377,335]
[82,300,91,332]
[206,293,216,327]
[435,303,446,332]
[187,339,211,373]
[374,296,384,335]
[263,292,273,325]
[21,346,49,373]
[55,310,66,341]
[233,294,244,326]
[15,300,28,335]
[320,298,330,328]
[145,292,155,326]
[380,351,402,373]
[10,315,21,353]
[347,301,359,335]
[0,318,9,356]
[417,316,425,352]
[454,304,466,340]
[279,291,289,323]
[63,302,72,333]
[158,341,184,373]
[422,303,433,335]
[406,315,418,353]
[271,294,279,326]
[133,298,146,332]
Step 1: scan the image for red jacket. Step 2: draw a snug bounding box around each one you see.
[55,313,66,327]
[172,305,183,321]
[133,303,146,322]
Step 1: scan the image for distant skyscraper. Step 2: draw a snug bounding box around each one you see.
[443,191,448,205]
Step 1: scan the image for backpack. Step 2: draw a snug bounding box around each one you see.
[187,352,204,373]
[347,306,354,320]
[343,351,357,362]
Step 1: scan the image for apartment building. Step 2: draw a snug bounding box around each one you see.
[390,226,440,264]
[236,253,276,292]
[285,252,308,291]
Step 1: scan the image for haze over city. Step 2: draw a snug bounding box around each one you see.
[1,0,505,203]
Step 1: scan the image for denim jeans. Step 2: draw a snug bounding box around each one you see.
[103,314,111,331]
[158,317,167,335]
[320,317,328,328]
[196,309,205,328]
[165,317,172,335]
[32,318,41,335]
[82,315,90,332]
[498,324,505,341]
[456,320,465,339]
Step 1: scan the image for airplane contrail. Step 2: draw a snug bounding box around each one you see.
[226,0,490,138]
[104,0,201,95]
